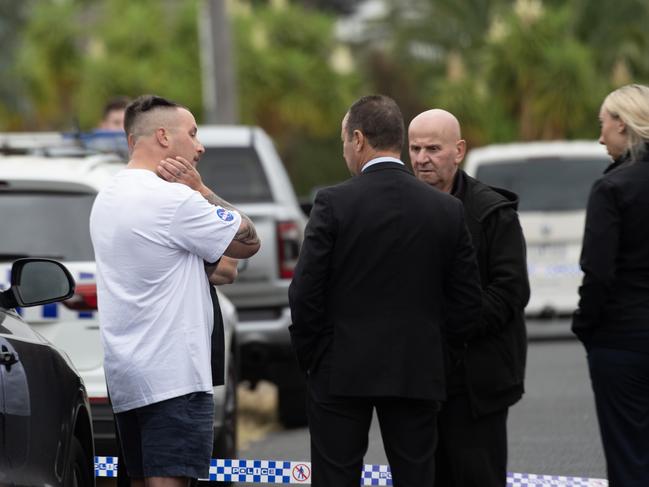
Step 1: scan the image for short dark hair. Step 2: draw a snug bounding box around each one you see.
[123,95,181,135]
[345,95,404,152]
[102,96,131,119]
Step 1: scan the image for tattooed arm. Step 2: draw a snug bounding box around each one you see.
[158,156,261,258]
[201,190,260,249]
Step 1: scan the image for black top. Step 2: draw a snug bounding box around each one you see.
[573,143,649,353]
[289,162,483,401]
[447,170,529,415]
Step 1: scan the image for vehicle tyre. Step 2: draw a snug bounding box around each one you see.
[64,436,92,487]
[278,383,307,428]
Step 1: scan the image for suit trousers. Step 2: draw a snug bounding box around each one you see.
[307,366,439,487]
[435,393,508,487]
[588,347,649,487]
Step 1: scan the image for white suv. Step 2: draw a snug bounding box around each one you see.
[464,141,610,317]
[0,145,238,459]
[194,126,308,427]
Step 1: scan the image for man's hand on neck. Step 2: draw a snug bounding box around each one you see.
[157,156,204,192]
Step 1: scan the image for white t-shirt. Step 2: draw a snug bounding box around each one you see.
[89,169,241,413]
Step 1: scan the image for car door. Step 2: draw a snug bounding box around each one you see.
[0,310,75,486]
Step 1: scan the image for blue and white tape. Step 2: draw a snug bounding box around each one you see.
[95,457,608,486]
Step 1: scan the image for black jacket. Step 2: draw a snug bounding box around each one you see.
[572,144,649,353]
[450,169,530,416]
[289,162,482,401]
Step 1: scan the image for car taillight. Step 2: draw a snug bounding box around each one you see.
[63,283,98,311]
[89,396,109,405]
[277,221,301,279]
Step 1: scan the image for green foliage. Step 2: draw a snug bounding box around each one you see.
[373,0,648,149]
[15,0,84,129]
[5,0,649,193]
[0,0,31,128]
[6,0,358,194]
[76,0,202,128]
[233,3,361,194]
[12,0,201,130]
[484,3,604,139]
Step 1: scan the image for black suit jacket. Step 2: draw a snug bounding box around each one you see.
[289,162,482,401]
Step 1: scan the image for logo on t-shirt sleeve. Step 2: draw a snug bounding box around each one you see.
[216,207,235,222]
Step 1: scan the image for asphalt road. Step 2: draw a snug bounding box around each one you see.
[237,320,607,484]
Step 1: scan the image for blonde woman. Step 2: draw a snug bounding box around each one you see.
[572,83,649,486]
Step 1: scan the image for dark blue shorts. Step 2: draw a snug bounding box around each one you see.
[115,392,214,479]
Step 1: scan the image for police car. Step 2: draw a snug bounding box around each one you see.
[0,134,239,460]
[464,141,610,318]
[0,258,94,486]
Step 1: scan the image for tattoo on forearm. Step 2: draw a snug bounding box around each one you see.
[234,222,259,245]
[204,191,260,246]
[204,191,237,212]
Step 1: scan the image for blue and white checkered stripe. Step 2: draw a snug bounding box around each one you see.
[95,456,118,477]
[507,473,608,486]
[95,457,608,486]
[210,459,295,484]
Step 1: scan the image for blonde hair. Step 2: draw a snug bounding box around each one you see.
[602,84,649,161]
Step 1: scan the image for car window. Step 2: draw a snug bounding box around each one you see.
[0,191,96,261]
[475,157,610,211]
[198,147,273,203]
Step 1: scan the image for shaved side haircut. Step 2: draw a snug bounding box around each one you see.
[124,95,183,142]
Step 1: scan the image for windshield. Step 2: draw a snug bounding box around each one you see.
[0,191,96,261]
[475,157,610,211]
[198,147,272,203]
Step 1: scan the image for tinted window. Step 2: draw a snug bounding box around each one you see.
[475,157,609,211]
[0,192,95,261]
[198,147,272,203]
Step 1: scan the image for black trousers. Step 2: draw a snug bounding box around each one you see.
[588,347,649,487]
[435,393,508,487]
[307,368,439,487]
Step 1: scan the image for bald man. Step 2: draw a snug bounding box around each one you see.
[90,95,260,487]
[409,109,529,487]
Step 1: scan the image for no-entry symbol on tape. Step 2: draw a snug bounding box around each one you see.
[292,464,311,482]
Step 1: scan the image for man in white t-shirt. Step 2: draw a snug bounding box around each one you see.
[90,95,260,486]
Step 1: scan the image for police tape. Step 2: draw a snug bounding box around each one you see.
[95,457,608,486]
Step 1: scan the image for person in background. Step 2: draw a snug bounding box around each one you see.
[98,96,131,131]
[408,109,529,487]
[289,95,482,487]
[572,83,649,487]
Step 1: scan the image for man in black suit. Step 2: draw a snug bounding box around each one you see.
[288,95,483,487]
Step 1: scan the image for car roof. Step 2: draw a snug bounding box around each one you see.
[465,140,609,166]
[0,154,124,191]
[197,125,256,146]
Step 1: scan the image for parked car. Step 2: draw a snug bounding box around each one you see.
[464,141,610,317]
[195,126,307,427]
[0,258,94,486]
[0,145,239,459]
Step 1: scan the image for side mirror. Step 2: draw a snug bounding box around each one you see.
[0,258,75,308]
